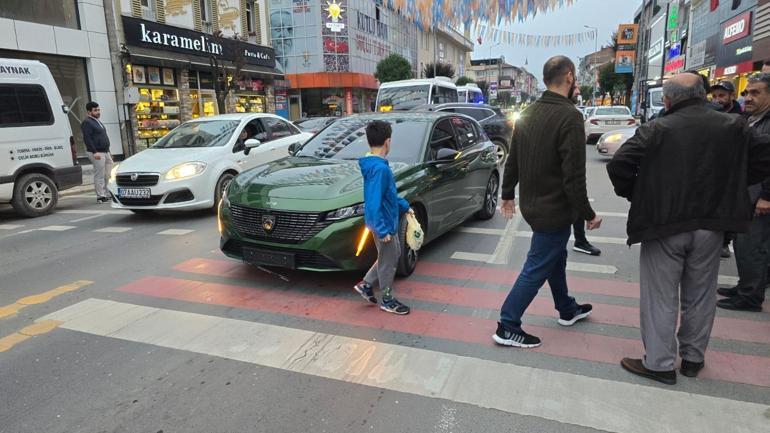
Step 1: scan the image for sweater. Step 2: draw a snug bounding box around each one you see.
[359,156,410,238]
[502,90,595,231]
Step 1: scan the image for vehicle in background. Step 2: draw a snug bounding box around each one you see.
[293,116,337,134]
[413,103,513,166]
[108,113,312,213]
[375,77,458,112]
[457,83,484,104]
[219,112,500,277]
[583,106,597,120]
[585,106,637,144]
[596,127,637,158]
[0,58,82,217]
[642,86,664,123]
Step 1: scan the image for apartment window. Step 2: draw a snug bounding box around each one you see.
[0,0,79,29]
[246,1,255,33]
[200,0,213,32]
[140,0,156,21]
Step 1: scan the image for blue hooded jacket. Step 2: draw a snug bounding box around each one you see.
[358,155,410,238]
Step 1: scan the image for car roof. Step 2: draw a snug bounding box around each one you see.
[412,103,500,111]
[335,112,454,122]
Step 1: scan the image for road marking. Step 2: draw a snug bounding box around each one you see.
[69,214,104,223]
[40,299,770,433]
[93,227,132,233]
[38,225,76,232]
[0,224,24,230]
[718,275,739,286]
[157,229,194,236]
[451,252,618,274]
[458,227,629,245]
[0,319,62,352]
[450,252,494,262]
[0,280,93,319]
[58,209,132,215]
[488,214,521,265]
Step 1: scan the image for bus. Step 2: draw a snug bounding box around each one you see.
[375,77,458,112]
[457,84,484,104]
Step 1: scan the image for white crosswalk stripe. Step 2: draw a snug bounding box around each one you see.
[93,227,133,233]
[38,225,76,232]
[157,229,195,236]
[458,227,629,245]
[0,224,24,230]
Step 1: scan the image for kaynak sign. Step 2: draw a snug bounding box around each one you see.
[122,16,275,68]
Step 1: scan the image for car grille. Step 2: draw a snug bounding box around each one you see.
[117,195,163,206]
[116,173,160,187]
[223,239,339,270]
[229,204,333,244]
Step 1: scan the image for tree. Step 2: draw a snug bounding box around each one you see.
[476,80,490,100]
[579,85,594,101]
[598,62,634,106]
[423,62,455,79]
[455,76,474,86]
[374,53,413,83]
[209,30,247,114]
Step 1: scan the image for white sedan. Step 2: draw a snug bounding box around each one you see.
[108,113,312,213]
[585,106,637,144]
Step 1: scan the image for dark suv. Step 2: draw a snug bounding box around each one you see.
[413,103,513,165]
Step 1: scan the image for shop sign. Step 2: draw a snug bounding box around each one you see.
[324,0,346,33]
[667,2,679,31]
[357,11,388,39]
[722,12,752,45]
[122,16,275,68]
[648,38,663,60]
[664,56,686,74]
[715,60,754,77]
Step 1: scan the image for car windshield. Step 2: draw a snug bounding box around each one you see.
[295,118,332,130]
[151,120,239,148]
[296,118,429,163]
[595,107,631,116]
[377,85,430,111]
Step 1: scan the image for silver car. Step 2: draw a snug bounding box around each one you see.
[596,127,637,158]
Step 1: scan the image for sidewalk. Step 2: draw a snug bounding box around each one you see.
[61,164,94,197]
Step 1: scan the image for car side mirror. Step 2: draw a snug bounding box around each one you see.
[245,138,261,148]
[435,147,460,162]
[288,142,300,155]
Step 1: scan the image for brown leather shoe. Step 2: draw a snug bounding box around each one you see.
[621,358,676,385]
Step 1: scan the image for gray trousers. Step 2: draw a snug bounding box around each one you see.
[87,152,113,198]
[364,234,401,300]
[734,214,770,307]
[640,230,722,371]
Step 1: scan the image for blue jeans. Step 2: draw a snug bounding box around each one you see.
[500,225,579,332]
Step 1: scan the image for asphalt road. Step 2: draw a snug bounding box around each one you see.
[1,152,768,433]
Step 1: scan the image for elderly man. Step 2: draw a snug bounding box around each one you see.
[607,73,770,385]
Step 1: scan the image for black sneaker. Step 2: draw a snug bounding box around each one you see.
[720,246,731,258]
[492,322,542,348]
[717,286,737,297]
[573,242,601,256]
[97,196,109,203]
[380,297,410,315]
[558,304,593,326]
[353,281,377,304]
[680,360,705,378]
[717,297,762,312]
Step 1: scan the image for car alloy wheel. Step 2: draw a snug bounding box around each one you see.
[475,173,499,220]
[495,142,508,167]
[12,173,58,218]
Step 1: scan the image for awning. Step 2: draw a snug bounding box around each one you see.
[126,46,284,79]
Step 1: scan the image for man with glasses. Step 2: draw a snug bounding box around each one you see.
[717,73,770,313]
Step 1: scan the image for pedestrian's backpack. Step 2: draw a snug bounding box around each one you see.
[406,213,424,251]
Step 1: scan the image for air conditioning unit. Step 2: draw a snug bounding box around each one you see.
[141,8,156,21]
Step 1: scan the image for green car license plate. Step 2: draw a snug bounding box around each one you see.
[243,247,295,268]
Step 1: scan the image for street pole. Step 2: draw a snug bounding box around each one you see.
[585,25,599,105]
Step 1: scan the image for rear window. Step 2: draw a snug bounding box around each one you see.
[456,107,494,121]
[595,107,631,116]
[0,84,53,127]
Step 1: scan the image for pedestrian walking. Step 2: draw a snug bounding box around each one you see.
[572,218,601,256]
[493,56,601,349]
[717,73,770,313]
[354,120,413,315]
[81,101,113,203]
[607,73,770,385]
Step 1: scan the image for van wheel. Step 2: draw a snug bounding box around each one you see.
[11,173,58,218]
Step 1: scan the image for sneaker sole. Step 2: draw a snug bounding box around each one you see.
[491,333,541,348]
[353,286,377,304]
[379,305,409,315]
[558,310,592,326]
[572,246,600,256]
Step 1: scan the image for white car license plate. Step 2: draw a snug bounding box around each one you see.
[117,187,151,199]
[606,120,621,125]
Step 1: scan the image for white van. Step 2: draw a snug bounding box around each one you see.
[457,84,484,104]
[0,58,82,217]
[375,77,458,111]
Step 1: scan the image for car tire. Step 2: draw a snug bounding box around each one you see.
[11,173,58,218]
[213,172,235,211]
[396,210,422,277]
[475,173,499,220]
[494,141,508,167]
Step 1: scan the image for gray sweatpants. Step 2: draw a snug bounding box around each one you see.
[363,234,401,300]
[87,152,113,199]
[640,230,722,372]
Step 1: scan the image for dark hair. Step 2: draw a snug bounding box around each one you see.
[764,59,770,66]
[683,70,710,93]
[542,56,575,86]
[365,120,391,147]
[85,101,99,111]
[748,73,770,92]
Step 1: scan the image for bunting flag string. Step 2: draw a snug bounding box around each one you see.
[473,22,597,47]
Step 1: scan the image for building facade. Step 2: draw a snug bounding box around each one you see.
[416,24,474,79]
[0,0,123,159]
[468,58,538,103]
[577,46,616,99]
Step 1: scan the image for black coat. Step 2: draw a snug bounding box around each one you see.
[747,111,770,202]
[81,117,111,153]
[607,98,770,245]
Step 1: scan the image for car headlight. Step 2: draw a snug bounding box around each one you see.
[165,162,207,181]
[109,164,120,183]
[601,133,624,144]
[325,203,365,220]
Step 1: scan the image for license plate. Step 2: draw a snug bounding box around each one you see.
[117,187,151,199]
[606,120,621,125]
[243,247,296,268]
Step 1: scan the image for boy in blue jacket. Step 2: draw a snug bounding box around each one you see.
[354,120,413,315]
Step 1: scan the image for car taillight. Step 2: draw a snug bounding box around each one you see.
[590,120,599,125]
[627,119,636,125]
[69,136,78,165]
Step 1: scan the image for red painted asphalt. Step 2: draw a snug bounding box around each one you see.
[118,273,770,387]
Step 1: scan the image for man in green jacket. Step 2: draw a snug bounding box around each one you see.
[493,56,602,348]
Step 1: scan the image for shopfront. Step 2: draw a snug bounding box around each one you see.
[234,77,268,113]
[715,10,757,94]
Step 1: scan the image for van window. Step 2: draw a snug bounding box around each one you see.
[0,85,54,127]
[432,85,458,104]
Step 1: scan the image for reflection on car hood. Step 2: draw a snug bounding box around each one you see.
[116,147,221,174]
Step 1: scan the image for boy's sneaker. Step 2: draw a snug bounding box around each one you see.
[558,304,593,326]
[380,298,410,315]
[353,281,377,304]
[573,241,601,256]
[492,322,542,348]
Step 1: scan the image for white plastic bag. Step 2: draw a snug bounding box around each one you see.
[405,213,424,251]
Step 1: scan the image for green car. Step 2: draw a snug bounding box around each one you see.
[219,112,500,276]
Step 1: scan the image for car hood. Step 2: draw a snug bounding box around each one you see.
[230,157,411,208]
[116,147,222,174]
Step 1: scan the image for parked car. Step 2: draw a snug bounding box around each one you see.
[412,103,513,166]
[219,112,500,277]
[294,116,337,134]
[596,127,637,158]
[0,58,82,217]
[585,106,636,144]
[108,113,312,213]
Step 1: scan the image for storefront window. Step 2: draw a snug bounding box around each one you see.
[131,65,181,150]
[0,0,79,29]
[189,71,219,118]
